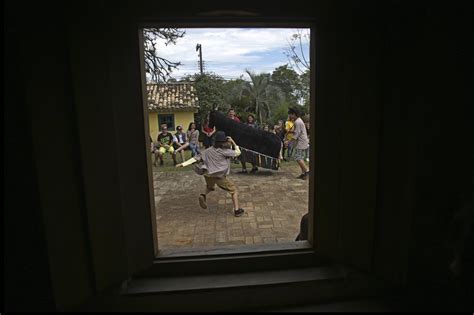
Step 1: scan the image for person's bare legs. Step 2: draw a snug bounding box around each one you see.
[153,151,160,166]
[171,151,177,165]
[157,152,164,165]
[175,143,189,162]
[176,143,189,152]
[297,159,308,174]
[231,191,239,210]
[231,191,244,216]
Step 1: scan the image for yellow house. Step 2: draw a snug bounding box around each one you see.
[147,82,199,141]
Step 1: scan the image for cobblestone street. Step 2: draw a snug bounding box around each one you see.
[153,163,309,252]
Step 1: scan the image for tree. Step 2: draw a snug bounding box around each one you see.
[299,69,310,114]
[181,72,228,122]
[271,102,291,125]
[283,29,310,75]
[143,28,185,83]
[223,78,251,115]
[271,64,302,104]
[237,70,284,125]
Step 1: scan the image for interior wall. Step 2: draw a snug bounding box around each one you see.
[402,3,473,290]
[5,4,56,311]
[5,0,473,311]
[373,2,474,294]
[4,1,95,311]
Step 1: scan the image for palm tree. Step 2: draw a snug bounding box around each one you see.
[235,70,284,125]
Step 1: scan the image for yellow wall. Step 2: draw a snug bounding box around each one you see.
[148,111,197,141]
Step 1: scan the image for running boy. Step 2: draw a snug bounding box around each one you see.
[175,131,245,217]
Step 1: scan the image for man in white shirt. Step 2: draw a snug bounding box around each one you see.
[172,125,189,162]
[288,108,310,180]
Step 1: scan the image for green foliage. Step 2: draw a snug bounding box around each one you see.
[270,102,291,126]
[271,65,301,104]
[181,72,228,122]
[178,66,309,126]
[237,70,285,125]
[223,78,251,116]
[299,69,310,113]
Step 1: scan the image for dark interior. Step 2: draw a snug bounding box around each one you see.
[5,0,473,311]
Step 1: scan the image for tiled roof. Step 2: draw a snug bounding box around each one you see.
[147,82,199,112]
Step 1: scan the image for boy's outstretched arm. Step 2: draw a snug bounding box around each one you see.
[176,157,198,168]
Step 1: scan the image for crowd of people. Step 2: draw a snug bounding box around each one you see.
[151,107,310,217]
[151,122,207,167]
[227,107,310,179]
[151,107,310,179]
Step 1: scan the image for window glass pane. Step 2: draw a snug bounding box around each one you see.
[158,114,175,131]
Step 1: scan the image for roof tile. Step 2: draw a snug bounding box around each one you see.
[147,83,199,112]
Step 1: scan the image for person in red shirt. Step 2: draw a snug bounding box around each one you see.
[227,108,241,164]
[239,114,259,174]
[227,108,241,123]
[201,115,216,149]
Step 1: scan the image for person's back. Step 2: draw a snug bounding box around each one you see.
[200,145,235,178]
[176,131,245,217]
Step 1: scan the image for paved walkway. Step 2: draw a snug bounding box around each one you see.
[153,163,309,251]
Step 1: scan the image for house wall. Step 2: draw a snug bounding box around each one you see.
[149,112,158,140]
[149,111,196,141]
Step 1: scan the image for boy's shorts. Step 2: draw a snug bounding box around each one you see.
[293,148,307,161]
[158,146,175,154]
[204,176,236,193]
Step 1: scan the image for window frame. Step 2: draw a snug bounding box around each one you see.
[137,19,320,276]
[157,113,175,131]
[70,10,385,295]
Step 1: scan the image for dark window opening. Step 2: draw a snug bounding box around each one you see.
[158,114,175,131]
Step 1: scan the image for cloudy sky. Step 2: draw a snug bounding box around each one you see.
[151,28,310,81]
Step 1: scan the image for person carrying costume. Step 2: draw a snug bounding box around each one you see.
[239,114,259,174]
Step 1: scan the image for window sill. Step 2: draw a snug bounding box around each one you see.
[81,264,387,312]
[137,241,325,277]
[156,240,313,258]
[122,265,347,296]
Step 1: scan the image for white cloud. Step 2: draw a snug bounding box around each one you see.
[148,28,310,79]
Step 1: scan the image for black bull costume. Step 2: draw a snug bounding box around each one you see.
[208,110,282,170]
